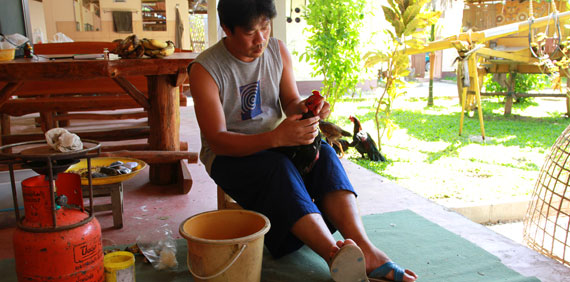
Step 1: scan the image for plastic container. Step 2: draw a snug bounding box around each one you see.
[104,251,136,282]
[179,209,271,282]
[0,49,15,61]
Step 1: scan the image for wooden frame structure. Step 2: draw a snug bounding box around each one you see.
[406,9,570,140]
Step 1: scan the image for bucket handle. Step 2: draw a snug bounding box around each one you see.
[187,244,247,280]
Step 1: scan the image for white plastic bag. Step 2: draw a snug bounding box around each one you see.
[0,33,29,49]
[136,224,178,270]
[51,32,74,43]
[45,128,83,152]
[33,28,46,44]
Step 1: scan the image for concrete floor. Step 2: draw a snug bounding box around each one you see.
[1,96,569,281]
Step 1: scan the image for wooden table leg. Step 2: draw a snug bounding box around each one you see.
[147,74,180,185]
[111,183,123,229]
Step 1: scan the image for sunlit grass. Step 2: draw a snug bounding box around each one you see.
[331,94,569,205]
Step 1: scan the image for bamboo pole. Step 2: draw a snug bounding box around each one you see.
[404,11,570,55]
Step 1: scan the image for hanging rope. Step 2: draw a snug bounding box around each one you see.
[528,1,562,60]
[526,0,567,90]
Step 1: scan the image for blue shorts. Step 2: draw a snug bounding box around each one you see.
[210,142,356,258]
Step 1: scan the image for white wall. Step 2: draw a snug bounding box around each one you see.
[33,0,191,49]
[28,0,48,43]
[436,0,465,73]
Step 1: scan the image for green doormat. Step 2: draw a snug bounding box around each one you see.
[1,209,538,281]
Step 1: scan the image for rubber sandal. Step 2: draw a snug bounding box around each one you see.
[329,244,369,282]
[368,261,405,282]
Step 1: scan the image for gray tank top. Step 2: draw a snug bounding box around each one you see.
[190,37,284,174]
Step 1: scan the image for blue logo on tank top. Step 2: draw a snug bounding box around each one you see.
[239,81,262,120]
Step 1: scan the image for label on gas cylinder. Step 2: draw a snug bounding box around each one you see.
[73,236,102,268]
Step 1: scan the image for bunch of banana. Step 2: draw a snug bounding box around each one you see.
[112,34,144,59]
[141,38,175,58]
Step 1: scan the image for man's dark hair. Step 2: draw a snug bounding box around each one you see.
[218,0,276,33]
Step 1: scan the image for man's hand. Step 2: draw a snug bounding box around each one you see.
[318,100,331,120]
[272,115,320,147]
[300,96,330,120]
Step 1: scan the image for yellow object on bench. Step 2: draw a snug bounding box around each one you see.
[66,157,146,229]
[0,49,15,61]
[66,157,146,185]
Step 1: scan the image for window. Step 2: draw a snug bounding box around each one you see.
[74,0,102,32]
[142,0,166,31]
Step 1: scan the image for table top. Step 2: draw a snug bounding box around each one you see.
[0,52,199,81]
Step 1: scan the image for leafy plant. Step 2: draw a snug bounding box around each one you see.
[482,73,552,103]
[362,0,440,153]
[299,0,366,112]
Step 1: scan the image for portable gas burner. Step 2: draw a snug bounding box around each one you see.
[0,140,105,281]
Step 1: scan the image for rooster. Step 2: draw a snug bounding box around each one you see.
[332,139,350,156]
[271,90,324,176]
[349,115,386,162]
[319,120,352,157]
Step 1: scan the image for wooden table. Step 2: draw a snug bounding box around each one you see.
[0,53,198,190]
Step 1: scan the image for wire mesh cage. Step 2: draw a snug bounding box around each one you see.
[523,124,570,266]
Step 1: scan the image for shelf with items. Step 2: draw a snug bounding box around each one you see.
[141,0,166,31]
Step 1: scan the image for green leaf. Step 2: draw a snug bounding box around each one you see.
[387,0,402,17]
[393,19,405,36]
[364,54,384,68]
[382,6,399,25]
[402,4,421,25]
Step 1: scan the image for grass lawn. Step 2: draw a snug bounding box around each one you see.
[329,90,569,206]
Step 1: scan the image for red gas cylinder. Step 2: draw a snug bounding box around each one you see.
[12,173,104,281]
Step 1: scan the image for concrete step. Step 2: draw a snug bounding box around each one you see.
[448,197,530,224]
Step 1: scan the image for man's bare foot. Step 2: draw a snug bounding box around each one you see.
[328,239,367,282]
[328,239,358,264]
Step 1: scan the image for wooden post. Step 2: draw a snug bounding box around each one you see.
[1,114,9,150]
[39,111,56,132]
[468,55,485,140]
[567,75,570,117]
[428,52,435,106]
[459,60,467,136]
[147,74,180,185]
[457,59,465,106]
[504,67,516,115]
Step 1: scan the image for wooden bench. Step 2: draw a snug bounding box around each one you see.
[0,41,188,149]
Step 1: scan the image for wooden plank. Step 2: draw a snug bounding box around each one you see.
[405,11,570,55]
[178,159,193,194]
[496,37,528,48]
[33,42,118,55]
[1,126,150,144]
[477,48,535,64]
[54,111,148,121]
[100,150,198,164]
[0,95,143,116]
[6,77,148,96]
[174,66,188,87]
[112,76,151,109]
[485,63,545,74]
[0,82,23,108]
[110,183,123,228]
[0,53,197,82]
[101,141,188,152]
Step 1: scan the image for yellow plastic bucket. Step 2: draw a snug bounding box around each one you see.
[104,251,135,282]
[179,210,271,282]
